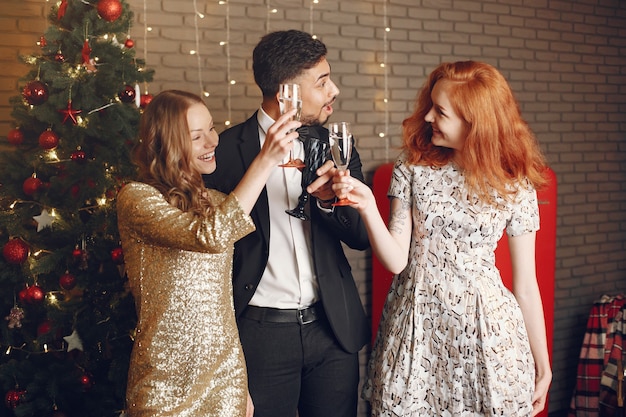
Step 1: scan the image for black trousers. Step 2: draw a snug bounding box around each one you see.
[238,311,359,417]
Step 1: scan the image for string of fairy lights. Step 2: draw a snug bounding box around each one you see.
[224,0,232,126]
[309,0,318,38]
[191,0,206,100]
[381,0,390,161]
[266,0,276,34]
[141,0,151,96]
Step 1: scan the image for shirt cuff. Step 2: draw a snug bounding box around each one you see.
[316,197,336,214]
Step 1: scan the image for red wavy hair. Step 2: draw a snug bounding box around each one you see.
[402,61,547,203]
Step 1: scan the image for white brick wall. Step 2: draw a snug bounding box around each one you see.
[2,0,625,415]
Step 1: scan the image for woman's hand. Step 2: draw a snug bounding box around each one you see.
[246,391,254,417]
[331,168,374,211]
[233,109,300,214]
[258,109,301,166]
[331,168,411,274]
[531,370,552,416]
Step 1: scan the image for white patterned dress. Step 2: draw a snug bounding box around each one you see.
[362,156,540,416]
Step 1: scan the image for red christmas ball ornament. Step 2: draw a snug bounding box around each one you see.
[71,150,86,163]
[97,0,122,22]
[140,93,153,108]
[23,176,43,196]
[57,0,68,19]
[59,272,77,290]
[110,247,124,264]
[124,38,134,48]
[22,80,49,106]
[72,247,84,260]
[2,238,30,265]
[18,287,29,304]
[27,285,45,304]
[118,85,136,103]
[4,388,26,409]
[39,36,47,47]
[70,184,80,198]
[7,128,24,145]
[55,52,65,62]
[38,129,59,150]
[37,319,52,335]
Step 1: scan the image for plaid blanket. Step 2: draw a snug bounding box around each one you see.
[569,294,626,417]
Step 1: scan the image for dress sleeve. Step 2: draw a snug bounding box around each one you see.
[505,181,540,237]
[116,182,255,253]
[388,154,413,204]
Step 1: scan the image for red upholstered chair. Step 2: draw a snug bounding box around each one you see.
[370,163,556,417]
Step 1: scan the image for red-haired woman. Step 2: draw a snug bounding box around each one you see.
[332,61,552,416]
[117,90,299,417]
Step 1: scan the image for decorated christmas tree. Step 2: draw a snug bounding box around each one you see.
[0,0,153,416]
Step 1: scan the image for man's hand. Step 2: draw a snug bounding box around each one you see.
[306,160,337,201]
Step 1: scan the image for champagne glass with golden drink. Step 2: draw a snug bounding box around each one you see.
[278,83,305,168]
[328,122,356,206]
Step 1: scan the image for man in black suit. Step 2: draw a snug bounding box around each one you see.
[203,30,370,417]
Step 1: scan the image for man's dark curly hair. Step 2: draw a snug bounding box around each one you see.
[252,30,327,98]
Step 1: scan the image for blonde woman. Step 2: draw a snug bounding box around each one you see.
[117,90,299,416]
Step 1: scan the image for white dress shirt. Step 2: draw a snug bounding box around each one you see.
[248,108,318,309]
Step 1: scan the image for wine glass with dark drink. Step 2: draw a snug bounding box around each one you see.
[285,127,329,220]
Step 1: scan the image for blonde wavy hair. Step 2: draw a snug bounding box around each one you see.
[133,90,213,216]
[402,61,547,204]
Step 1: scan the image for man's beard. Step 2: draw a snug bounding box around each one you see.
[300,114,328,126]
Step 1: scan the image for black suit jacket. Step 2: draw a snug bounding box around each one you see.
[203,112,371,354]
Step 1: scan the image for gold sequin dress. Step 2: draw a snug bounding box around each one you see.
[117,182,255,417]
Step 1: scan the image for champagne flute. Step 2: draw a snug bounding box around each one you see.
[278,83,305,168]
[328,122,356,206]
